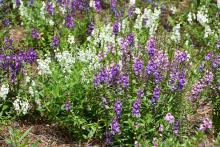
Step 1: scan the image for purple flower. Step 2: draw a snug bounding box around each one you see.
[173,120,180,135]
[127,33,135,46]
[110,0,117,9]
[114,99,122,117]
[4,37,13,50]
[24,48,38,64]
[32,29,40,39]
[46,3,55,15]
[65,101,71,111]
[65,15,74,28]
[199,117,212,131]
[205,52,213,61]
[119,75,129,89]
[159,124,163,132]
[93,74,100,87]
[212,55,220,68]
[51,36,60,47]
[132,98,141,117]
[16,0,21,6]
[217,40,220,48]
[133,58,144,76]
[146,37,156,57]
[94,0,101,12]
[109,63,120,83]
[104,131,113,145]
[164,113,175,124]
[3,19,10,26]
[152,86,160,101]
[113,22,120,35]
[88,22,94,35]
[111,117,120,135]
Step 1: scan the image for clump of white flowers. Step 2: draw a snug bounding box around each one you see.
[55,50,75,73]
[37,56,52,75]
[134,7,161,36]
[13,97,30,115]
[67,35,75,45]
[129,0,136,6]
[170,24,181,43]
[197,6,209,26]
[0,84,9,100]
[217,0,220,9]
[187,12,196,24]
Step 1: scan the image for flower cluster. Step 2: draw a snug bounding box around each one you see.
[13,97,30,115]
[199,117,212,131]
[190,71,214,101]
[0,84,9,100]
[55,50,75,73]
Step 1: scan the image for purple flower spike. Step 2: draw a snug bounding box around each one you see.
[46,3,55,15]
[173,120,180,135]
[88,22,94,35]
[164,113,175,124]
[132,98,141,117]
[205,52,213,61]
[217,40,220,48]
[114,99,122,117]
[65,15,74,28]
[199,117,212,131]
[146,37,156,57]
[113,22,120,35]
[3,19,10,26]
[110,0,117,9]
[133,58,144,76]
[111,117,120,135]
[65,101,71,111]
[94,0,101,12]
[51,36,60,47]
[32,29,40,39]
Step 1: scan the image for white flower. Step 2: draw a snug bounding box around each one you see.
[13,98,30,115]
[197,6,209,26]
[68,35,75,45]
[25,76,31,83]
[55,50,75,73]
[135,8,141,15]
[170,24,181,43]
[48,19,54,26]
[204,25,214,38]
[170,6,177,14]
[129,0,136,6]
[37,57,52,75]
[0,84,9,100]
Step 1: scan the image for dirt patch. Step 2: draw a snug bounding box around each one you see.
[0,120,103,147]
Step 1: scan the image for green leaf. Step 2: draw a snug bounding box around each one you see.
[18,127,32,143]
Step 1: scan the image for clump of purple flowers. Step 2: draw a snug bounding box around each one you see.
[190,71,213,101]
[51,36,60,47]
[113,22,120,35]
[217,40,220,48]
[111,117,120,135]
[110,0,117,9]
[169,50,188,91]
[88,22,94,35]
[3,19,10,27]
[46,3,55,15]
[94,0,101,12]
[65,15,74,28]
[32,28,40,39]
[199,117,212,131]
[146,37,156,57]
[65,101,71,112]
[151,86,160,104]
[145,49,170,83]
[173,120,180,135]
[164,113,175,124]
[114,99,122,118]
[132,89,144,117]
[133,57,144,76]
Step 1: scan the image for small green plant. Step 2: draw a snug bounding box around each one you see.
[5,127,38,147]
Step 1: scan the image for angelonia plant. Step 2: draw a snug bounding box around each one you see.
[0,0,220,146]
